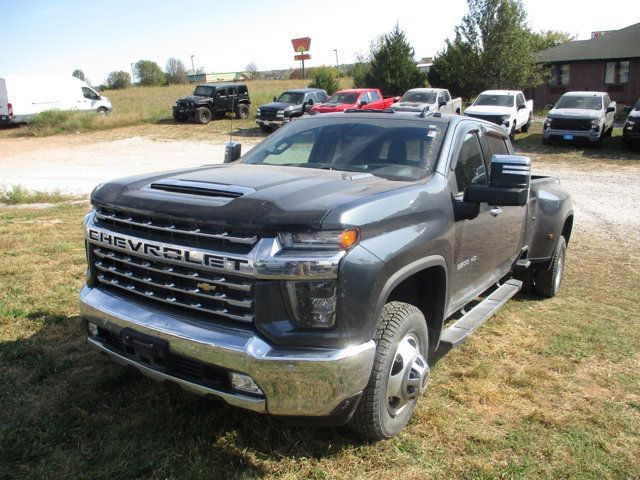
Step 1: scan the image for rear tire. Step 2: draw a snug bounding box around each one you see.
[235,104,249,119]
[509,123,516,140]
[195,107,212,125]
[349,302,429,440]
[521,114,531,133]
[535,236,566,297]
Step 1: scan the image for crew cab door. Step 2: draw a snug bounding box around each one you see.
[215,87,228,111]
[515,93,529,128]
[449,127,497,307]
[479,128,527,272]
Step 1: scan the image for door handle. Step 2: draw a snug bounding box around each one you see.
[489,207,503,217]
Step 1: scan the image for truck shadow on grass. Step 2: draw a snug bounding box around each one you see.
[0,314,370,479]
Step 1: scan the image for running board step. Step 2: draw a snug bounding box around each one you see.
[438,279,522,351]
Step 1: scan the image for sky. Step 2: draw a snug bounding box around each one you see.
[1,0,638,85]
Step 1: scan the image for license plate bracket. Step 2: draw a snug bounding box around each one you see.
[121,328,170,371]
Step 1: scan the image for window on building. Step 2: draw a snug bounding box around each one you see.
[604,61,630,84]
[548,64,570,86]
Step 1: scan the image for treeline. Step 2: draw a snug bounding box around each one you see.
[86,58,191,90]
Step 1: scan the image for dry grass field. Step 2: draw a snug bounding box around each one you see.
[0,79,353,138]
[1,129,639,478]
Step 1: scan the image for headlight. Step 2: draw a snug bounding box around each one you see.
[256,108,261,115]
[502,115,511,125]
[626,119,636,129]
[284,280,337,329]
[173,101,178,107]
[278,229,359,250]
[544,117,552,128]
[277,109,285,117]
[591,118,600,129]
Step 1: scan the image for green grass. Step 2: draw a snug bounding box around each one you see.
[1,151,639,479]
[0,185,79,205]
[0,78,353,138]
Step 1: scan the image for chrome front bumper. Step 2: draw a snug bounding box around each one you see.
[80,286,376,417]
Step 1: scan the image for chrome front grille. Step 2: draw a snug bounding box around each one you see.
[92,245,255,324]
[95,206,258,251]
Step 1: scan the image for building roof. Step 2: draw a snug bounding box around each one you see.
[538,22,640,63]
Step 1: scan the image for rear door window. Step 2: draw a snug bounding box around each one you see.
[369,91,381,102]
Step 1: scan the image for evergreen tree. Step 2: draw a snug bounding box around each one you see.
[363,25,427,96]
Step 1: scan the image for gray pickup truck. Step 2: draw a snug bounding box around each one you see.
[80,111,573,439]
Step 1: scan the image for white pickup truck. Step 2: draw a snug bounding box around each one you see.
[543,91,616,147]
[391,88,462,115]
[464,90,533,138]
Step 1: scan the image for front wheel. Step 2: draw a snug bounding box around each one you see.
[195,107,212,125]
[535,236,566,297]
[97,107,109,116]
[349,302,429,440]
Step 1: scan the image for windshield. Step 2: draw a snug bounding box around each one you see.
[401,91,437,104]
[326,92,358,104]
[277,92,304,104]
[194,86,215,97]
[241,117,447,181]
[556,95,602,110]
[473,94,514,107]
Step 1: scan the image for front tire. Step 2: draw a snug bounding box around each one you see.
[535,236,566,297]
[97,107,109,116]
[195,107,212,125]
[349,302,429,440]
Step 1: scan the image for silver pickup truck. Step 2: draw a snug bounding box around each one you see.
[391,88,462,115]
[543,91,616,147]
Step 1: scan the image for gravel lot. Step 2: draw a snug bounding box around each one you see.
[1,134,638,246]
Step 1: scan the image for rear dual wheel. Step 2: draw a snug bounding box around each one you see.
[349,302,430,440]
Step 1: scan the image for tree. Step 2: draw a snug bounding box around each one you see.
[429,0,544,99]
[106,71,131,90]
[134,60,165,86]
[165,57,187,84]
[72,69,85,81]
[245,62,259,80]
[531,30,575,51]
[362,24,427,96]
[308,67,339,94]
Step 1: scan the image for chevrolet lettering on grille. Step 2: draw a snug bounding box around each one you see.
[86,227,253,274]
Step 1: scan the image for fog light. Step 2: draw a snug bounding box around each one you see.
[285,281,337,329]
[87,322,99,337]
[230,372,263,395]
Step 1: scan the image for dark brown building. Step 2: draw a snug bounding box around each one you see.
[528,22,640,109]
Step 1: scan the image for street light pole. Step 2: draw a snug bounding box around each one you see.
[191,55,196,82]
[130,63,135,84]
[333,49,339,74]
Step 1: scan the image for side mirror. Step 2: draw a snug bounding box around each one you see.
[307,98,314,105]
[623,106,632,113]
[517,104,526,110]
[224,141,242,163]
[273,96,277,102]
[606,106,616,113]
[439,100,447,108]
[358,101,368,108]
[463,154,531,207]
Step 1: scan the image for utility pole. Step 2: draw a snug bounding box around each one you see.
[334,49,339,73]
[191,55,196,83]
[130,63,135,84]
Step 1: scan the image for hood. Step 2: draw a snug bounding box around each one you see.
[627,112,640,121]
[312,103,351,113]
[464,105,512,116]
[177,95,209,103]
[259,101,299,111]
[91,163,409,230]
[392,102,433,112]
[548,108,601,118]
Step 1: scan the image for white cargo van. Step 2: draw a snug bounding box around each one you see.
[0,75,112,125]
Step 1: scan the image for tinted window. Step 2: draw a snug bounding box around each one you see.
[238,85,247,94]
[327,92,357,104]
[485,134,509,157]
[194,86,214,96]
[454,133,487,193]
[278,92,304,104]
[228,87,236,95]
[217,88,227,96]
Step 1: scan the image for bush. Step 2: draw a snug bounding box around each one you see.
[308,67,339,95]
[107,71,131,90]
[134,60,166,86]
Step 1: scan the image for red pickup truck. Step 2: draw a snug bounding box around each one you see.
[311,88,399,113]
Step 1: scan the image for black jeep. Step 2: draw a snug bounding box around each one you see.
[173,83,251,124]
